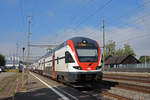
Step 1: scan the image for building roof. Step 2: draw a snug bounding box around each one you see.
[105,55,140,65]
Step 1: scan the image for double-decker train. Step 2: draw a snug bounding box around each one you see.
[32,37,103,83]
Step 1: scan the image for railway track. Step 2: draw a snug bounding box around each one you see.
[101,73,150,100]
[103,74,150,83]
[115,82,150,94]
[95,79,150,100]
[61,81,132,100]
[36,72,132,100]
[104,73,150,79]
[33,72,150,100]
[100,80,150,94]
[100,90,131,100]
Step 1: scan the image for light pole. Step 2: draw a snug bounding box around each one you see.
[22,47,25,88]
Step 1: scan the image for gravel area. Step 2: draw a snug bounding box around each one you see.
[0,72,16,80]
[103,71,150,77]
[108,87,150,100]
[103,78,150,87]
[0,72,19,99]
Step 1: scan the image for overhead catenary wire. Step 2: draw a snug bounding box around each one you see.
[69,0,96,26]
[73,0,113,30]
[24,0,113,51]
[63,0,113,43]
[83,1,150,45]
[84,15,150,45]
[116,33,150,44]
[109,12,150,29]
[110,15,150,44]
[19,1,150,61]
[85,0,150,37]
[19,0,26,33]
[71,0,149,37]
[105,0,150,27]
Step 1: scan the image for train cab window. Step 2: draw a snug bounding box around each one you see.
[65,51,75,63]
[76,48,98,62]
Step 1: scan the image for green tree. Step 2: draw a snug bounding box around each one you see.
[115,48,124,56]
[105,40,116,56]
[139,56,150,63]
[124,43,136,56]
[0,54,6,66]
[104,40,136,57]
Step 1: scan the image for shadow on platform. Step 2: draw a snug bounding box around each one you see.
[0,80,117,100]
[0,88,61,100]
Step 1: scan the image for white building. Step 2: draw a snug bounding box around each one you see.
[5,56,20,69]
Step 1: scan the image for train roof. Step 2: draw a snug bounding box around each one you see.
[70,37,96,42]
[70,37,97,46]
[40,37,98,58]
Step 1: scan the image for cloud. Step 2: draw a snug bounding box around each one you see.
[104,1,150,57]
[28,27,102,59]
[38,0,150,58]
[39,26,102,45]
[1,0,150,61]
[0,43,16,56]
[0,31,26,56]
[37,12,150,57]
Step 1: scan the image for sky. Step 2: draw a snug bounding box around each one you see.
[0,0,150,61]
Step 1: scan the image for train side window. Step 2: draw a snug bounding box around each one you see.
[65,51,75,63]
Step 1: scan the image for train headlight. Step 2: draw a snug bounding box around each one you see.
[96,66,102,70]
[73,66,82,70]
[82,40,87,44]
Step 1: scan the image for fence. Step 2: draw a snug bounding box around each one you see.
[105,63,150,72]
[105,63,150,68]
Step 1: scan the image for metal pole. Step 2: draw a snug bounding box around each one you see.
[27,16,31,84]
[22,47,25,88]
[102,20,105,71]
[16,43,18,69]
[145,56,147,68]
[12,53,15,68]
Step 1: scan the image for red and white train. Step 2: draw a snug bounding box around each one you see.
[33,37,103,83]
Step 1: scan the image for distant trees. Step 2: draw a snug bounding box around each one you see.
[115,48,124,56]
[139,56,150,63]
[105,40,136,57]
[123,43,136,56]
[105,40,116,56]
[0,54,6,66]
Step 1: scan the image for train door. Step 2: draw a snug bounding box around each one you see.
[52,53,55,79]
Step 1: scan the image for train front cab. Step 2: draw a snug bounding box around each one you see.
[65,38,103,83]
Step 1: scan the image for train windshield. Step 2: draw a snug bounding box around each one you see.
[76,48,98,62]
